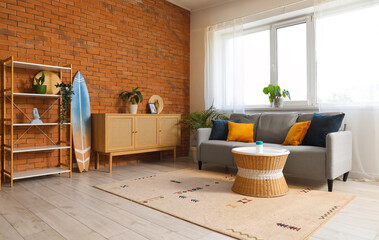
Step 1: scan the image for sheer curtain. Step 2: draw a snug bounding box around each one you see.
[315,0,379,180]
[205,19,245,113]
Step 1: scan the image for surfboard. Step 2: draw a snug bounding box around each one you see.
[72,71,91,172]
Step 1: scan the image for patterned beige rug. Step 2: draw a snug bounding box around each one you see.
[95,169,354,240]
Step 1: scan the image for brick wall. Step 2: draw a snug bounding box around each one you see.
[0,0,190,172]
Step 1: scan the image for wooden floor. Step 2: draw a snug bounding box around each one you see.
[1,157,379,240]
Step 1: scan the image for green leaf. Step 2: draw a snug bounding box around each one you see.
[136,91,142,103]
[274,88,281,97]
[283,89,291,100]
[263,87,269,94]
[269,98,273,103]
[132,95,139,104]
[267,84,274,94]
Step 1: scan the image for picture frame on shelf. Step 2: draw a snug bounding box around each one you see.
[149,102,158,114]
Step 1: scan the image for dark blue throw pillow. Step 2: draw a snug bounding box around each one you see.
[302,113,345,147]
[209,120,240,140]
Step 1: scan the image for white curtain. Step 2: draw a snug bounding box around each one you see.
[315,0,379,180]
[205,19,245,113]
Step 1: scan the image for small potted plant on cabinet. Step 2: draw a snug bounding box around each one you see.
[119,86,143,114]
[34,72,47,94]
[263,84,291,108]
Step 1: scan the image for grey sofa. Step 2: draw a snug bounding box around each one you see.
[197,112,352,192]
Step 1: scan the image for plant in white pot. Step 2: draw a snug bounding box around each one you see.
[263,84,291,108]
[179,104,228,163]
[119,86,143,114]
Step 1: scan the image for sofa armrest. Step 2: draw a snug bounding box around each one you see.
[326,131,352,179]
[197,128,212,162]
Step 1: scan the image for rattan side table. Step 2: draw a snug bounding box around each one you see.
[231,147,290,198]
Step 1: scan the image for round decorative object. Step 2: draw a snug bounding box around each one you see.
[148,95,164,114]
[34,71,61,95]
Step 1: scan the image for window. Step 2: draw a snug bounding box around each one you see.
[316,5,379,105]
[271,17,315,107]
[277,23,307,101]
[243,29,271,106]
[205,15,315,111]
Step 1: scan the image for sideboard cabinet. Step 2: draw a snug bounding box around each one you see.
[92,114,180,172]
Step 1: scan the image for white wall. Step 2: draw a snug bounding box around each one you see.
[190,0,313,112]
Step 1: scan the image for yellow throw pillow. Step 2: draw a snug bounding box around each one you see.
[283,121,311,146]
[227,122,254,143]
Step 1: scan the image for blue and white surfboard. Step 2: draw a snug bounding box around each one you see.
[72,71,91,172]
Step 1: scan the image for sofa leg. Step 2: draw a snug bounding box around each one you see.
[198,161,202,170]
[327,179,333,192]
[343,172,349,182]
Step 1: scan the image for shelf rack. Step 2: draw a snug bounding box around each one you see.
[1,56,73,189]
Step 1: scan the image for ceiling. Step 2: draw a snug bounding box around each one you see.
[166,0,233,11]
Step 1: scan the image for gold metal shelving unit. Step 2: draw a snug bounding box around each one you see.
[1,56,73,188]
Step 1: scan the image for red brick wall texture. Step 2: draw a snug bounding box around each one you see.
[0,0,190,172]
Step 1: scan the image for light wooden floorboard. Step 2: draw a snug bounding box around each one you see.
[1,157,379,240]
[24,229,66,240]
[18,181,134,239]
[0,188,53,237]
[0,214,24,240]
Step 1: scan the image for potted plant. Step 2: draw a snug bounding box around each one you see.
[179,104,228,163]
[119,86,143,114]
[263,84,291,108]
[55,82,74,126]
[34,72,47,94]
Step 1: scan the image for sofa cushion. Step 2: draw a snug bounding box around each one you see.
[200,141,282,166]
[282,121,311,146]
[227,122,254,142]
[297,112,343,122]
[209,120,240,140]
[256,113,298,144]
[230,113,260,141]
[200,140,238,166]
[302,113,345,147]
[282,145,326,179]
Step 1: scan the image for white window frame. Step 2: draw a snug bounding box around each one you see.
[271,16,315,107]
[242,15,316,109]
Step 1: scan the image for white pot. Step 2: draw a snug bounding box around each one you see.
[191,146,198,163]
[273,98,284,108]
[129,104,138,114]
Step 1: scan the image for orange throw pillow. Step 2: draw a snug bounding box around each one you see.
[227,122,254,143]
[282,121,311,146]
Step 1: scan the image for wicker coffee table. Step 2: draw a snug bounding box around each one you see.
[231,147,290,198]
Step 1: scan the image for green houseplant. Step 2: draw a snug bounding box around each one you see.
[180,104,228,134]
[263,84,291,108]
[179,105,228,163]
[119,86,143,114]
[34,72,47,94]
[55,82,74,126]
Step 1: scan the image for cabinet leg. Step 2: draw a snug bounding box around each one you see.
[173,147,176,163]
[109,154,112,173]
[96,152,100,170]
